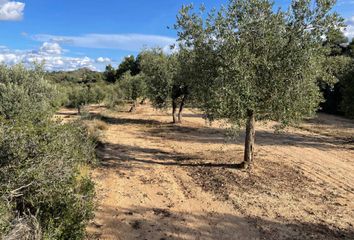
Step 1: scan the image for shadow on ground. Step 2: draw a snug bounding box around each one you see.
[97,143,246,169]
[91,112,350,151]
[88,205,354,240]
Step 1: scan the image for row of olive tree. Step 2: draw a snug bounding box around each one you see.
[320,29,354,117]
[172,0,343,167]
[138,49,194,123]
[0,64,96,239]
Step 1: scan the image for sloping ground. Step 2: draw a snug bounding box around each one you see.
[61,105,354,240]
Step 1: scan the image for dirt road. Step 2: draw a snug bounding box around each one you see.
[75,105,354,240]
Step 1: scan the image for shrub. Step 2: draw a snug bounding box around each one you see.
[0,199,12,236]
[105,84,125,109]
[0,64,97,239]
[67,85,107,114]
[0,64,59,122]
[0,119,96,239]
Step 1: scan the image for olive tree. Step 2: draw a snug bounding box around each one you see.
[67,85,106,114]
[175,0,343,167]
[341,61,354,118]
[118,72,147,112]
[140,49,191,123]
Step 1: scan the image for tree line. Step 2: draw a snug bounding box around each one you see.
[46,0,353,169]
[99,0,353,168]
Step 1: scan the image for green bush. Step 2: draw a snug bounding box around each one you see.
[0,120,96,239]
[105,84,125,109]
[118,72,146,102]
[66,85,107,113]
[0,64,97,239]
[0,199,12,235]
[0,65,59,122]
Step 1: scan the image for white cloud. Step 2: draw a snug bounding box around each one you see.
[96,57,111,63]
[0,42,114,71]
[0,53,19,64]
[39,42,62,55]
[0,0,25,21]
[32,33,176,52]
[344,16,354,40]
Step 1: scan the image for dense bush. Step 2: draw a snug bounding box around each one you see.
[105,84,125,109]
[0,65,60,122]
[66,85,106,114]
[0,120,96,239]
[0,64,97,239]
[118,72,146,101]
[117,72,147,111]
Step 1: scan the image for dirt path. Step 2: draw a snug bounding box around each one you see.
[76,105,354,240]
[84,107,259,240]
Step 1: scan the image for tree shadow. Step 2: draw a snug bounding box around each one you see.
[90,112,162,126]
[56,111,79,116]
[88,205,354,240]
[145,123,349,151]
[89,113,351,151]
[97,143,246,169]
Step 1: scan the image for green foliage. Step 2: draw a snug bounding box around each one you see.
[47,68,103,84]
[104,64,116,83]
[139,49,192,122]
[175,0,343,127]
[318,27,354,115]
[105,84,125,109]
[0,199,11,235]
[348,39,354,58]
[0,120,96,239]
[67,85,106,113]
[118,72,147,101]
[0,65,96,239]
[0,64,59,122]
[140,49,175,108]
[341,61,354,118]
[116,55,141,79]
[324,28,348,56]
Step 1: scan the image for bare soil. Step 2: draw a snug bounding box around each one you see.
[58,105,354,240]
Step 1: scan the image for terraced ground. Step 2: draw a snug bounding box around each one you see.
[58,105,354,240]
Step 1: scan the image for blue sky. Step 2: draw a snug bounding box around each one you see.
[0,0,353,71]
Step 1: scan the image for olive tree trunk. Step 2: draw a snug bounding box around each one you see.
[243,110,255,167]
[177,96,186,123]
[77,106,81,115]
[172,98,178,123]
[140,98,147,105]
[129,100,137,112]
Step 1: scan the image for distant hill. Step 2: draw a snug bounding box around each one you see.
[47,68,104,84]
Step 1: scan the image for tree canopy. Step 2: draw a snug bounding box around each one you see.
[140,49,192,123]
[175,0,343,166]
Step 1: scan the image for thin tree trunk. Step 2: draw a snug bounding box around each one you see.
[177,95,186,123]
[77,106,81,115]
[140,98,147,105]
[129,101,137,112]
[243,110,255,168]
[172,98,178,123]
